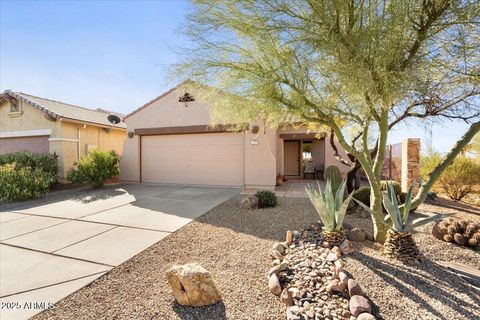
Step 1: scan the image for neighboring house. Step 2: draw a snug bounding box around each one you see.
[120,82,350,190]
[0,91,127,180]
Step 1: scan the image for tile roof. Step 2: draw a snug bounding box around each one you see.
[1,90,126,129]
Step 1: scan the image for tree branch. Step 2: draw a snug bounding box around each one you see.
[410,120,480,209]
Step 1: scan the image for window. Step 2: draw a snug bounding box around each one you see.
[9,99,19,112]
[302,141,313,159]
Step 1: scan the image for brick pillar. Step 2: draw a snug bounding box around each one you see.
[401,138,421,193]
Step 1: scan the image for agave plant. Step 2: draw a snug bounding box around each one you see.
[306,179,354,246]
[355,182,451,261]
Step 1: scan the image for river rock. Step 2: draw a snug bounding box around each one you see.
[281,288,294,306]
[347,279,363,297]
[326,279,345,293]
[269,273,282,295]
[349,295,371,317]
[273,242,286,255]
[286,230,294,244]
[165,263,222,306]
[339,239,354,255]
[357,312,376,320]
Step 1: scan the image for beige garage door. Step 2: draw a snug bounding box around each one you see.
[141,133,245,186]
[0,136,50,154]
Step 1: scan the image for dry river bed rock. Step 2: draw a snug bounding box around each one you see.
[34,195,479,320]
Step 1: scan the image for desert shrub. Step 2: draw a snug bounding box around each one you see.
[437,156,480,201]
[419,152,442,183]
[67,150,120,188]
[0,151,58,186]
[0,164,51,202]
[255,190,278,208]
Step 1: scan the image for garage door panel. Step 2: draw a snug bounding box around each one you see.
[141,133,245,186]
[0,136,49,154]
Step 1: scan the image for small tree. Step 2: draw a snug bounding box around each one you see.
[178,0,480,242]
[67,150,120,188]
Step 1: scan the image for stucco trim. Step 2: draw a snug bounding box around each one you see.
[0,129,52,138]
[134,124,238,136]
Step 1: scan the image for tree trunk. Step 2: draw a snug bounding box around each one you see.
[370,181,387,243]
[346,161,361,193]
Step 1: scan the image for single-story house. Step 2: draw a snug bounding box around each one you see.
[120,82,350,190]
[0,90,127,179]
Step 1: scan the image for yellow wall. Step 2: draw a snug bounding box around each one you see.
[1,100,126,180]
[0,100,59,136]
[58,121,126,178]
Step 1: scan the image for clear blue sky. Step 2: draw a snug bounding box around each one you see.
[0,0,474,153]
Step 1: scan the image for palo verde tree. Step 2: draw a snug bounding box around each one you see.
[178,0,480,243]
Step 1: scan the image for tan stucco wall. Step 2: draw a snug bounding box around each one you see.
[58,121,126,179]
[244,121,277,190]
[324,134,351,176]
[120,88,277,188]
[0,100,59,136]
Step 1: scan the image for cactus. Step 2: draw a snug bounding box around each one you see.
[357,182,448,261]
[306,179,353,246]
[444,234,453,242]
[352,186,371,206]
[324,165,343,193]
[432,218,480,248]
[380,180,402,195]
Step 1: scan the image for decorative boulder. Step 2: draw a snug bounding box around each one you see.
[347,228,367,242]
[269,273,282,295]
[357,313,376,320]
[166,263,222,307]
[347,279,363,297]
[349,295,372,317]
[240,195,258,210]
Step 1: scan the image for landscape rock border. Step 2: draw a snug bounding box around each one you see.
[268,224,377,319]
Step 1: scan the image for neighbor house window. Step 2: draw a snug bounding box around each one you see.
[10,99,19,112]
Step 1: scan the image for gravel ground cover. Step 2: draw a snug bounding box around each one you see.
[34,195,480,320]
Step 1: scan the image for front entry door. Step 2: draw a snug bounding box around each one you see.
[284,141,300,176]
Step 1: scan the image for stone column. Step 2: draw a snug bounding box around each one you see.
[401,138,421,193]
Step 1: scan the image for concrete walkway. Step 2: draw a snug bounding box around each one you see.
[0,184,239,320]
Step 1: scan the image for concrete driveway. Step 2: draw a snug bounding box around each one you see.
[0,184,239,320]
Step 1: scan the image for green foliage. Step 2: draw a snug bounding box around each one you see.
[255,190,278,208]
[180,0,480,242]
[306,179,353,232]
[67,150,120,188]
[324,165,343,194]
[353,180,402,208]
[352,186,371,207]
[420,152,442,183]
[0,164,50,202]
[379,183,449,233]
[438,156,480,201]
[380,180,401,196]
[0,151,58,186]
[303,143,312,153]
